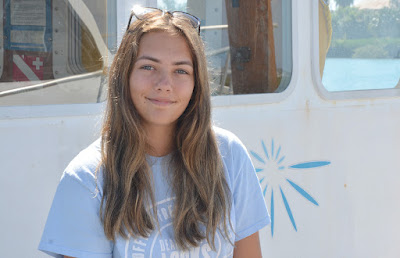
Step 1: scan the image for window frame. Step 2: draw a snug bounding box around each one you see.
[212,0,296,107]
[311,0,400,100]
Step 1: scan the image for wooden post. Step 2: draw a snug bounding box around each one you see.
[225,0,277,94]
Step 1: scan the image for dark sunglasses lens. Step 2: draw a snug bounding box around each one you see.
[173,12,200,28]
[128,7,200,33]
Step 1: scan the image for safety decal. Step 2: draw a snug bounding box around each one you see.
[12,55,44,81]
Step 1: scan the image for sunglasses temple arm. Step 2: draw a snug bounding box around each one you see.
[126,13,134,31]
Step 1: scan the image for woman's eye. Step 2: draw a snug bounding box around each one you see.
[141,65,154,70]
[176,69,188,75]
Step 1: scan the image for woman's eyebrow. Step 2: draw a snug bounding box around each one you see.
[137,55,193,67]
[174,61,193,67]
[137,55,160,63]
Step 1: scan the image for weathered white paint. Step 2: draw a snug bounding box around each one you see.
[0,104,104,258]
[1,1,399,257]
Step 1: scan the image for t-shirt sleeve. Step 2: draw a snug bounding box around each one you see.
[230,137,271,242]
[38,169,113,258]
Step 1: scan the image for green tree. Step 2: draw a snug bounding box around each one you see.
[352,44,388,58]
[335,0,354,8]
[331,7,371,39]
[390,0,400,8]
[381,8,400,37]
[158,0,186,11]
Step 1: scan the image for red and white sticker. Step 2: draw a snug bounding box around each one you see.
[12,55,44,81]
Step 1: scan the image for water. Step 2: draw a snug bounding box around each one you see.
[322,58,400,92]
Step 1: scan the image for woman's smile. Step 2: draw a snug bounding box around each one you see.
[146,97,176,107]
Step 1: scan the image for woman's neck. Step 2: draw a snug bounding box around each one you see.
[144,124,176,157]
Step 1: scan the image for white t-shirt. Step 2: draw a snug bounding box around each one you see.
[39,127,270,257]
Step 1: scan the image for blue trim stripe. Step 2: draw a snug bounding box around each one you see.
[5,0,11,49]
[250,151,265,164]
[277,156,285,164]
[263,184,268,196]
[271,190,275,237]
[45,0,52,51]
[12,42,43,47]
[259,177,265,184]
[280,187,297,231]
[275,146,281,160]
[271,139,275,158]
[278,166,285,170]
[289,161,331,169]
[8,26,44,31]
[286,179,319,206]
[255,168,264,173]
[261,140,270,160]
[9,46,45,52]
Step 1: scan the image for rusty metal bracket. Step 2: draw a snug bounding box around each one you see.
[233,47,251,71]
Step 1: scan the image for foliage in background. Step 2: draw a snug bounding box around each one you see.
[334,0,354,8]
[328,4,400,58]
[158,0,186,11]
[352,44,388,58]
[329,38,400,58]
[390,0,400,8]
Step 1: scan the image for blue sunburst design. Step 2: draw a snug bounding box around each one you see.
[251,139,331,237]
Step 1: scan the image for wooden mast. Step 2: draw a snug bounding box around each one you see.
[224,0,277,94]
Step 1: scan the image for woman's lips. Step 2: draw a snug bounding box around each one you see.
[147,97,175,106]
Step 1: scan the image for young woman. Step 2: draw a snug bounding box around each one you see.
[39,6,270,257]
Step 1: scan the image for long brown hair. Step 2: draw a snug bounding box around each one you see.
[99,12,231,250]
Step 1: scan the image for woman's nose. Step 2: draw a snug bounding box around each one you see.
[155,71,172,91]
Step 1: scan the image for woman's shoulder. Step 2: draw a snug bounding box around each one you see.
[213,127,257,188]
[62,138,102,188]
[213,126,248,153]
[213,126,252,168]
[213,126,237,140]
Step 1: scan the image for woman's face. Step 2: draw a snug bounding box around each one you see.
[129,31,195,131]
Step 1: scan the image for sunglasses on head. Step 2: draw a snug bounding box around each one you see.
[126,6,201,35]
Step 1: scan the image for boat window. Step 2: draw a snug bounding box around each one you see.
[0,0,111,106]
[319,0,400,92]
[0,0,292,107]
[193,0,293,95]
